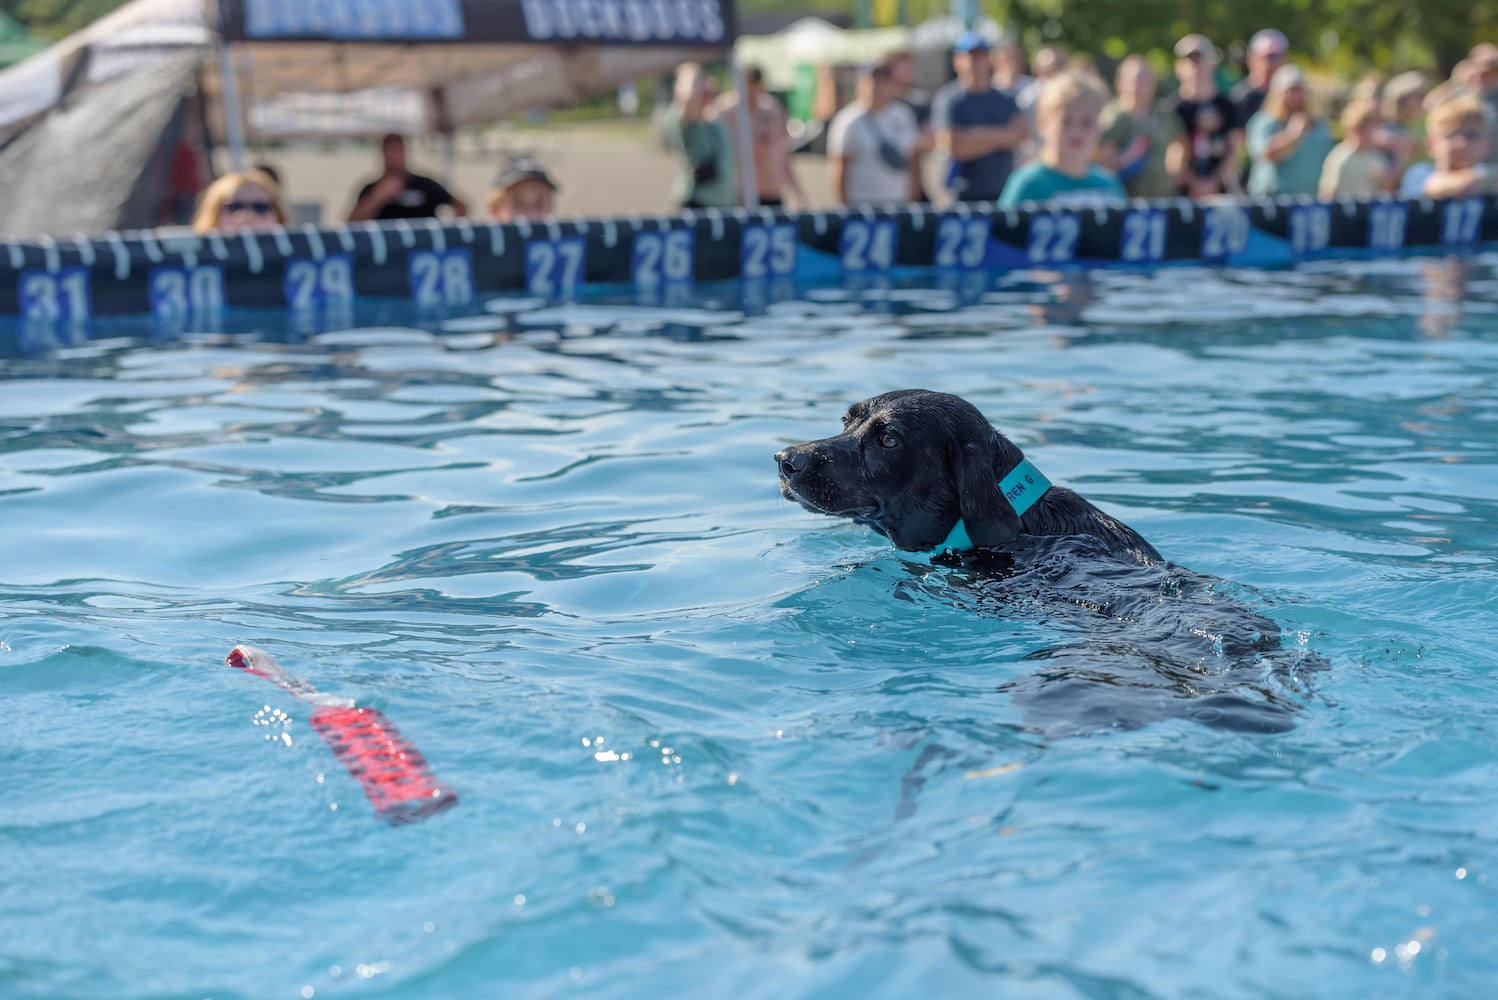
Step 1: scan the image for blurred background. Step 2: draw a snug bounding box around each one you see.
[0,0,1494,233]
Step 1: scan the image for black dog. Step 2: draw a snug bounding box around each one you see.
[776,389,1320,734]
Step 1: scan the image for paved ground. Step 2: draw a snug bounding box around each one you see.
[260,121,843,225]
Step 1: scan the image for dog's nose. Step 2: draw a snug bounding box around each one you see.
[775,448,805,478]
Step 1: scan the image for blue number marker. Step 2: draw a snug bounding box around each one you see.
[524,237,586,299]
[409,249,475,308]
[840,219,897,274]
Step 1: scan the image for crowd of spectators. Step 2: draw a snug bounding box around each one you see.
[188,134,563,236]
[659,29,1498,214]
[185,30,1498,236]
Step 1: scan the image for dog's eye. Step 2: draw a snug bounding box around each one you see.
[878,432,900,449]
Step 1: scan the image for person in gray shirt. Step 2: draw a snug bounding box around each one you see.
[931,32,1029,202]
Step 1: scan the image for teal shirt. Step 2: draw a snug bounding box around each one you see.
[662,107,737,209]
[1245,112,1335,196]
[997,162,1125,208]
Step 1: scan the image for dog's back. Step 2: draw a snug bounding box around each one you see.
[918,535,1321,734]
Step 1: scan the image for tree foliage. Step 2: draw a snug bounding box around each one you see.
[1,0,127,39]
[749,0,1496,75]
[5,0,1494,72]
[990,0,1494,75]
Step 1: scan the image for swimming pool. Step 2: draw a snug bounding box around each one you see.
[3,254,1497,997]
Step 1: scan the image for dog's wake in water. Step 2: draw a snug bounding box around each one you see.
[900,535,1324,735]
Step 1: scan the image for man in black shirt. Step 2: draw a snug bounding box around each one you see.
[1165,34,1243,197]
[349,134,468,222]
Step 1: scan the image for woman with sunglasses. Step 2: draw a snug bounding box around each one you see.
[191,170,286,235]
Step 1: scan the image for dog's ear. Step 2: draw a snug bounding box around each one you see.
[951,428,1023,547]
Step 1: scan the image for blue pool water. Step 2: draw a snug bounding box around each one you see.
[3,254,1498,998]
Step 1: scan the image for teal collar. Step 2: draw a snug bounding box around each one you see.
[937,458,1052,552]
[938,518,974,551]
[1000,458,1052,517]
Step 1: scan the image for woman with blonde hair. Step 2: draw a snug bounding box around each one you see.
[190,169,286,235]
[1244,64,1334,195]
[1318,98,1391,197]
[1377,71,1428,185]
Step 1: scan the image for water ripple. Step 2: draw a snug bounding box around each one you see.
[2,257,1498,997]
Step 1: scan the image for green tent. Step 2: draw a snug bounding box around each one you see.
[0,11,48,69]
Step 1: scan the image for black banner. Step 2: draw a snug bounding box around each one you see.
[217,0,738,45]
[2,195,1495,326]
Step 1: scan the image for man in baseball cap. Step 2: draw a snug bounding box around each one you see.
[1173,33,1217,61]
[929,29,1028,201]
[952,30,989,54]
[1166,33,1244,196]
[486,155,559,223]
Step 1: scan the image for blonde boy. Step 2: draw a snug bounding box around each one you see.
[1423,95,1495,198]
[1318,98,1390,197]
[998,72,1125,207]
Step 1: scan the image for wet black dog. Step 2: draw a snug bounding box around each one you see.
[776,389,1320,734]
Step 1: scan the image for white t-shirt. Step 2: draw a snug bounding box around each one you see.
[1399,162,1434,198]
[827,101,919,205]
[1318,143,1388,198]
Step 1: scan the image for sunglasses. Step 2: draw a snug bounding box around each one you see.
[1439,128,1486,142]
[1179,51,1207,62]
[224,200,275,215]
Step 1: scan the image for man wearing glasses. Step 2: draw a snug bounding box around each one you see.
[1233,29,1290,125]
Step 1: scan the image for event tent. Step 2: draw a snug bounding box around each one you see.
[0,0,742,235]
[733,17,910,92]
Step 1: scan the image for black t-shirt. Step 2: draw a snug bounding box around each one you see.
[1231,80,1268,125]
[355,172,455,220]
[1171,93,1240,187]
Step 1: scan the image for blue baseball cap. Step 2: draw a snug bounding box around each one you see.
[953,31,990,54]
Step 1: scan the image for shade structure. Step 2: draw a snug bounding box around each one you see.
[0,0,739,141]
[0,0,742,235]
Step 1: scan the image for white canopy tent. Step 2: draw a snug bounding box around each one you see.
[733,17,910,92]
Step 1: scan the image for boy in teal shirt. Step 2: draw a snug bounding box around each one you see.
[999,72,1125,207]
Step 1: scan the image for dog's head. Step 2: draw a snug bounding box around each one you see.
[776,389,1030,551]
